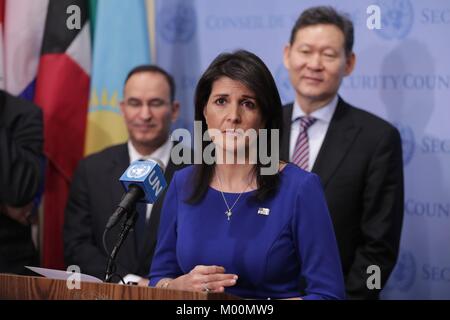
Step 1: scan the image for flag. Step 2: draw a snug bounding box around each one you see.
[2,0,49,99]
[84,0,151,156]
[34,0,91,269]
[88,0,97,43]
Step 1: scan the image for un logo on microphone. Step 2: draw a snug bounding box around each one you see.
[158,2,196,43]
[374,0,414,40]
[127,163,151,179]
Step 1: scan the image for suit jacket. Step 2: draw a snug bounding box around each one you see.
[281,97,404,299]
[63,143,188,281]
[0,90,43,274]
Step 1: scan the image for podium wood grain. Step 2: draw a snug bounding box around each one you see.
[0,274,238,300]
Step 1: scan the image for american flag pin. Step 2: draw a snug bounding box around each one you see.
[257,208,270,216]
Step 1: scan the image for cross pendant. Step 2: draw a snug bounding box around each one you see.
[225,209,232,221]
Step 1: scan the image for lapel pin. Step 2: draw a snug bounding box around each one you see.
[258,208,270,216]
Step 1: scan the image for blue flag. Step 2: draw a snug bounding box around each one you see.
[85,0,151,155]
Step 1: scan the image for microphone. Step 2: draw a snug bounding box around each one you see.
[105,159,167,230]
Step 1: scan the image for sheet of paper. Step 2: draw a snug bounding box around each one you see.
[25,266,103,283]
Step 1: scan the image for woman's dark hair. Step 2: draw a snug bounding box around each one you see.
[289,6,354,57]
[187,49,283,204]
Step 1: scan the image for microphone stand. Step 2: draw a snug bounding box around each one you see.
[104,206,138,283]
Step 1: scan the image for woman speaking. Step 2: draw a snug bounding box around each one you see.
[149,50,345,300]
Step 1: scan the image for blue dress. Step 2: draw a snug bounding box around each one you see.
[149,164,345,300]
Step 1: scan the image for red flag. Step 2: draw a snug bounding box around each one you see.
[0,0,4,22]
[34,0,91,268]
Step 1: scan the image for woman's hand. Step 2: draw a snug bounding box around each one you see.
[164,265,238,293]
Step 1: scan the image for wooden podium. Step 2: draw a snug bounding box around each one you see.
[0,274,239,300]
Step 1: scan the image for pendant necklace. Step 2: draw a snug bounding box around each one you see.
[216,170,252,221]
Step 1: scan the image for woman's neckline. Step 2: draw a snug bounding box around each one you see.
[207,163,294,195]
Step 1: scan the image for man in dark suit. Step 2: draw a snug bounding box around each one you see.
[0,90,44,274]
[64,65,186,284]
[281,6,404,299]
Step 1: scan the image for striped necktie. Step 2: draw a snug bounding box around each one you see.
[292,116,317,171]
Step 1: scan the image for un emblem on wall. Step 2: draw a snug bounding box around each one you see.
[385,250,416,292]
[158,3,196,43]
[375,0,414,40]
[395,123,415,166]
[275,64,295,104]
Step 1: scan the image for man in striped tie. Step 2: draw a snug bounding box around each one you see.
[280,6,404,300]
[291,116,317,171]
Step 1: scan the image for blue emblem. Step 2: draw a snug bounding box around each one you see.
[120,160,167,203]
[394,123,415,166]
[275,64,294,104]
[127,163,151,179]
[385,250,416,292]
[158,2,196,43]
[375,0,414,40]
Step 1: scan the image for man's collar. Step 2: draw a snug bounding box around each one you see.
[127,138,172,170]
[291,95,338,123]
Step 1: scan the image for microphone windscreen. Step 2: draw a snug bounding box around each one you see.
[119,159,167,204]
